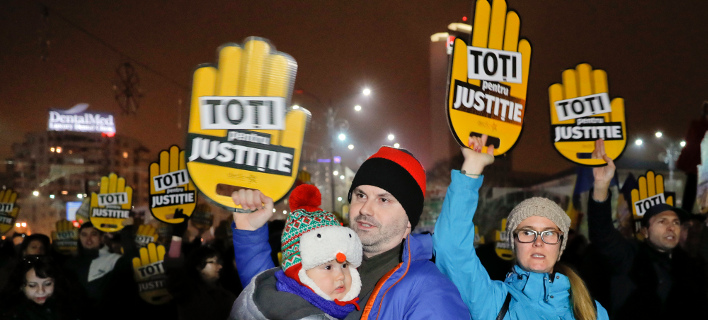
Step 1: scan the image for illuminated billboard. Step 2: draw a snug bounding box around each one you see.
[48,103,116,134]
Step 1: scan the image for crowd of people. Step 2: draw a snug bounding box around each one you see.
[1,138,707,319]
[0,217,242,319]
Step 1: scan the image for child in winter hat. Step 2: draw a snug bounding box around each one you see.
[276,184,363,319]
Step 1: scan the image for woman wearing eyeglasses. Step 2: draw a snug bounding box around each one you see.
[432,136,609,320]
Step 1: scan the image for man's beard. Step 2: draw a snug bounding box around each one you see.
[352,215,407,253]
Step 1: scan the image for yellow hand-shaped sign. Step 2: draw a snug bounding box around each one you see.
[447,0,532,156]
[187,37,309,210]
[495,218,514,260]
[149,146,197,224]
[0,189,20,235]
[90,173,133,232]
[474,225,485,248]
[630,170,673,221]
[52,219,78,255]
[132,243,171,305]
[549,63,627,165]
[135,224,159,248]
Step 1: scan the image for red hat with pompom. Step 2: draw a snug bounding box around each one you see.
[280,184,363,302]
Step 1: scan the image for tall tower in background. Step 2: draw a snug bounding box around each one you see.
[428,23,472,168]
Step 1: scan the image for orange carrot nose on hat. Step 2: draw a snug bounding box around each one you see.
[281,184,363,301]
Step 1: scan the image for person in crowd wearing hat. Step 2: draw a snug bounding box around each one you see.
[433,135,609,320]
[230,184,362,319]
[588,139,708,319]
[231,146,468,319]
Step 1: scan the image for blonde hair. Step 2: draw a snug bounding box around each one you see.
[554,263,597,320]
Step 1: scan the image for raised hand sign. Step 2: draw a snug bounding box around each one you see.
[132,243,171,305]
[495,218,514,260]
[135,224,159,248]
[0,189,19,235]
[89,173,133,232]
[186,37,309,210]
[149,146,197,224]
[631,170,673,220]
[52,219,78,255]
[549,63,627,165]
[447,0,532,156]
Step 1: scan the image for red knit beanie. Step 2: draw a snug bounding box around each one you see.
[347,146,426,229]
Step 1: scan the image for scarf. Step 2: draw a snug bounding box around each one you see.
[274,270,359,319]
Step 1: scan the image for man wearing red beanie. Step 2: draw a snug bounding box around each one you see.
[230,146,468,319]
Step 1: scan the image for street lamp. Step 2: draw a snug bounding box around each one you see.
[294,87,372,212]
[387,133,395,141]
[634,132,685,191]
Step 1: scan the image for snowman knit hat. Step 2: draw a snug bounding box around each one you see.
[281,184,363,301]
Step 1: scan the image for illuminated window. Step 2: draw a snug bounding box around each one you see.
[123,151,129,158]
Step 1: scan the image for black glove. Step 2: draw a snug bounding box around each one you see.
[171,209,189,238]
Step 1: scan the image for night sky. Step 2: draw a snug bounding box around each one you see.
[3,1,708,175]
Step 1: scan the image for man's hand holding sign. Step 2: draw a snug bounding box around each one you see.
[448,0,532,156]
[90,173,133,232]
[186,37,308,210]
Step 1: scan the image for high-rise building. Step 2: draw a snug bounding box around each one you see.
[7,131,150,236]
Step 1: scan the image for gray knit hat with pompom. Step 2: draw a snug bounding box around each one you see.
[506,197,571,260]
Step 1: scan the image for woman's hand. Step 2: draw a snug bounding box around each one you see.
[461,134,495,175]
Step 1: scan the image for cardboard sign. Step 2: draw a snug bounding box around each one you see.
[630,170,674,229]
[90,173,133,232]
[52,219,78,255]
[473,225,485,248]
[135,224,158,248]
[0,189,19,235]
[186,37,309,210]
[494,218,514,260]
[549,63,627,165]
[447,0,532,156]
[149,146,197,224]
[132,243,172,305]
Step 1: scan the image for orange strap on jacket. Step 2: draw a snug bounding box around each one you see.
[360,235,413,319]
